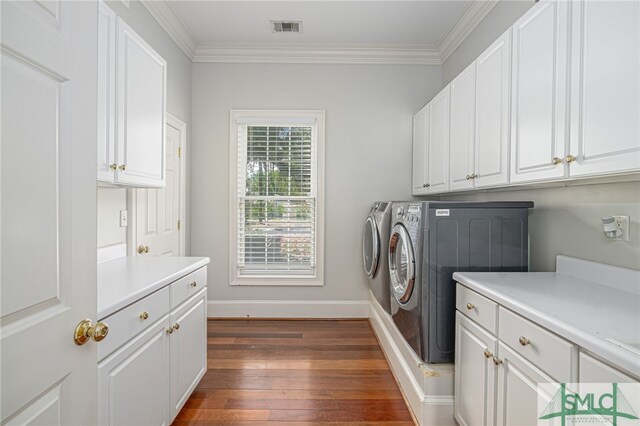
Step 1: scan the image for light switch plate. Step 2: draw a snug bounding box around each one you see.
[120,210,128,227]
[613,215,630,242]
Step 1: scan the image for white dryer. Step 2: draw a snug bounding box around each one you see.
[362,202,393,313]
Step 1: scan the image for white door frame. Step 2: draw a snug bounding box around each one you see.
[127,112,187,256]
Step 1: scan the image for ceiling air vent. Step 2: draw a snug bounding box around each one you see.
[271,20,302,33]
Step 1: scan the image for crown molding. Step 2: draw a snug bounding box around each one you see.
[140,0,196,60]
[193,43,441,65]
[437,0,499,64]
[141,0,499,65]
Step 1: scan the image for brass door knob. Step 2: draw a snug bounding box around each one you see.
[74,319,109,345]
[137,245,150,254]
[118,164,126,171]
[190,281,197,288]
[484,349,493,359]
[109,163,117,170]
[139,311,149,320]
[552,157,563,165]
[519,336,531,346]
[466,302,474,310]
[565,155,576,163]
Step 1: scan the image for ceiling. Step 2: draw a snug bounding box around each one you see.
[141,1,499,64]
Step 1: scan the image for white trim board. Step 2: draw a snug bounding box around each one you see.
[207,300,369,319]
[368,293,455,426]
[140,0,498,65]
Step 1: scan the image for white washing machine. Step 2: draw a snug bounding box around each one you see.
[362,202,393,313]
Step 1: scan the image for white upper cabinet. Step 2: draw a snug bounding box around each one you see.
[568,0,640,177]
[97,2,117,182]
[412,105,429,195]
[510,0,570,184]
[427,86,451,194]
[475,29,511,188]
[449,63,476,192]
[97,5,167,188]
[116,18,167,187]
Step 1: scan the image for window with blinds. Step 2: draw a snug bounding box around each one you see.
[230,111,325,285]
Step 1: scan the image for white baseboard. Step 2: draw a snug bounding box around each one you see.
[207,299,370,318]
[368,292,455,426]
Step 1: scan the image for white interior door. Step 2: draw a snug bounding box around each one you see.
[1,1,98,424]
[135,115,185,256]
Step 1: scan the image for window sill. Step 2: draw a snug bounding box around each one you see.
[230,277,324,287]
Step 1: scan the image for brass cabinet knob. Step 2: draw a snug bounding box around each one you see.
[118,164,126,171]
[139,311,149,320]
[552,157,563,165]
[472,174,478,179]
[519,336,531,346]
[466,175,472,180]
[466,302,474,310]
[565,155,576,164]
[484,349,493,359]
[109,163,117,170]
[425,183,430,188]
[190,281,197,288]
[137,245,150,254]
[173,323,180,331]
[166,327,174,334]
[493,356,503,366]
[74,319,109,345]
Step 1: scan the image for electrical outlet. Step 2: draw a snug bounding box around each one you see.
[120,210,128,227]
[613,215,630,242]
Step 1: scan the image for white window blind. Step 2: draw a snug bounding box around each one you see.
[235,119,318,278]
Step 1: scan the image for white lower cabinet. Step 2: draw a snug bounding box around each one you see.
[98,318,171,426]
[170,291,208,422]
[98,266,207,425]
[454,313,496,426]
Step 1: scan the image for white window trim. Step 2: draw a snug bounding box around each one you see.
[228,109,325,286]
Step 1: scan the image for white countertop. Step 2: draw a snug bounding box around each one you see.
[453,256,640,378]
[98,256,210,319]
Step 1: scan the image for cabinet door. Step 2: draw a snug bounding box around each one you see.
[454,313,497,426]
[510,1,569,183]
[475,29,511,188]
[568,0,640,177]
[412,105,429,195]
[97,1,116,183]
[98,317,170,426]
[495,342,557,426]
[116,18,167,187]
[427,86,450,194]
[170,291,208,422]
[449,64,476,192]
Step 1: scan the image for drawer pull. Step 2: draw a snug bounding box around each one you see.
[173,323,180,331]
[519,336,531,346]
[483,349,493,359]
[190,281,197,288]
[139,311,149,320]
[466,302,475,310]
[492,356,503,366]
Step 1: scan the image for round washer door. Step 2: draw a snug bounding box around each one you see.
[388,223,415,304]
[362,215,380,278]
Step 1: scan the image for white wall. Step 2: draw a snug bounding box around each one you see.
[191,63,442,301]
[438,0,639,271]
[442,0,534,85]
[97,0,193,250]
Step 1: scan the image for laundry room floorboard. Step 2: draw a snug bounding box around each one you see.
[172,319,415,425]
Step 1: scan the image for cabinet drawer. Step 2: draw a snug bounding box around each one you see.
[498,307,575,383]
[456,284,498,334]
[170,266,207,309]
[98,286,170,361]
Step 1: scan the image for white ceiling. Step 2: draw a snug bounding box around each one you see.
[141,1,499,64]
[169,1,470,47]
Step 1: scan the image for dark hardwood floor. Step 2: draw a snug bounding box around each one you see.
[172,319,415,425]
